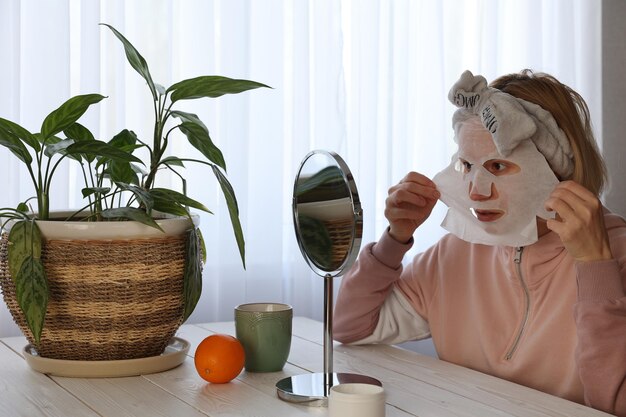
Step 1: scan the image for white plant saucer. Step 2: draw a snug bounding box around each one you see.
[23,337,190,378]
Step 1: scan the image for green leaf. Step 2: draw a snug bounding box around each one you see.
[149,188,210,213]
[41,94,106,139]
[101,24,158,102]
[169,110,208,130]
[63,123,97,162]
[155,83,166,96]
[81,187,111,199]
[0,128,33,164]
[41,135,64,146]
[131,163,148,177]
[167,76,269,102]
[7,221,42,281]
[106,130,141,184]
[110,162,139,185]
[150,199,191,218]
[115,183,153,211]
[100,207,163,231]
[211,166,245,268]
[160,156,185,168]
[182,228,203,322]
[177,122,226,171]
[15,255,48,343]
[170,111,223,169]
[107,131,144,169]
[197,228,207,263]
[64,122,95,143]
[0,118,40,152]
[66,140,143,164]
[44,138,74,157]
[109,129,138,148]
[7,220,47,343]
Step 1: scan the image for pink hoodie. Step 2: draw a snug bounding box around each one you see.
[334,211,626,416]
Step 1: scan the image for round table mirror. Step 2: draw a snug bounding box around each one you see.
[293,150,362,277]
[276,150,381,407]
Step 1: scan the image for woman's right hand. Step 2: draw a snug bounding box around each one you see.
[385,172,440,243]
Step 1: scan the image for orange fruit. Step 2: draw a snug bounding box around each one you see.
[194,334,245,384]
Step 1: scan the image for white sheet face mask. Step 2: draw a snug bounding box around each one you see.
[433,120,558,247]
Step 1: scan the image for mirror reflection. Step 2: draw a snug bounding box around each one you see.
[293,151,362,276]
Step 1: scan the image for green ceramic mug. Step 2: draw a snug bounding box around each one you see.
[234,303,293,372]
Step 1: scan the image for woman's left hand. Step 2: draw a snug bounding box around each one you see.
[544,180,613,262]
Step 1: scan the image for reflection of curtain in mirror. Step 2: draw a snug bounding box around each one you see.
[0,0,601,336]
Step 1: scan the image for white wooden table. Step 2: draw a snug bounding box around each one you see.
[0,317,613,417]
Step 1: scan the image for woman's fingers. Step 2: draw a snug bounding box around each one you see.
[385,172,440,243]
[544,181,612,262]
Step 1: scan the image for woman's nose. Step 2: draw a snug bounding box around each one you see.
[468,169,497,201]
[469,182,498,201]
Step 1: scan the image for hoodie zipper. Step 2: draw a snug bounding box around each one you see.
[505,247,530,360]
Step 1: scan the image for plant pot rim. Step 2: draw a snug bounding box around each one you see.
[4,211,200,240]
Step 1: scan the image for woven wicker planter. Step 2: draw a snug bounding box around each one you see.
[0,214,198,361]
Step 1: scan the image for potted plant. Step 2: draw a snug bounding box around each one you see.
[0,24,268,361]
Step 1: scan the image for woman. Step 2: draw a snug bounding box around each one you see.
[333,69,626,416]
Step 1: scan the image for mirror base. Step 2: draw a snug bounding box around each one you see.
[276,372,382,407]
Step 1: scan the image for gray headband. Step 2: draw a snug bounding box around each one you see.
[448,70,574,178]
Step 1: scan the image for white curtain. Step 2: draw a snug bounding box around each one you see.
[0,0,601,337]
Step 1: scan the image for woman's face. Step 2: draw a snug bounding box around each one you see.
[433,117,559,246]
[456,121,521,224]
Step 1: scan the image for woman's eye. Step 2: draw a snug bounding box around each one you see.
[484,159,520,175]
[492,162,506,171]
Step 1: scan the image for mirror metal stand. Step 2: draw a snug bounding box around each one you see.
[276,273,381,406]
[324,273,333,381]
[276,150,381,407]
